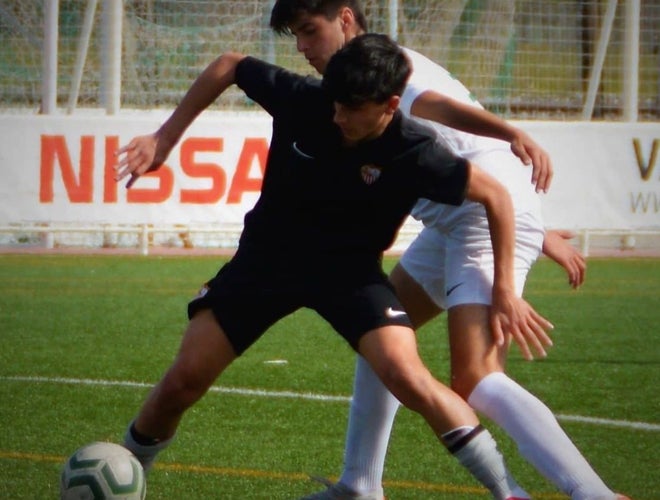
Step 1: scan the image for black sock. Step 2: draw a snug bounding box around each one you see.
[129,423,161,446]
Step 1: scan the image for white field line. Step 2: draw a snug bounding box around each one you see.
[3,375,659,432]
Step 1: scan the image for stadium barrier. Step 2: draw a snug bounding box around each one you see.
[0,222,657,257]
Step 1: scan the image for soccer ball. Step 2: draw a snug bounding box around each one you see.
[60,442,146,500]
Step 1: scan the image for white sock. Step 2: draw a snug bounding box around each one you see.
[123,421,174,474]
[338,355,400,494]
[338,358,527,499]
[449,426,530,500]
[468,372,616,500]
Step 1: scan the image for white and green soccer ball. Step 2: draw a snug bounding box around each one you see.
[60,442,146,500]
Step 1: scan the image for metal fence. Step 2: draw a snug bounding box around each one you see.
[1,0,659,119]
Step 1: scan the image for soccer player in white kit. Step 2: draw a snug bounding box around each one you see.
[270,2,629,500]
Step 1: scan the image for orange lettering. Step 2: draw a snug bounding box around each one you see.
[40,135,94,202]
[180,137,226,204]
[104,136,119,202]
[227,138,267,203]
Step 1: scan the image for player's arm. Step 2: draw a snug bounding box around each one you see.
[465,163,554,360]
[410,90,553,192]
[115,51,246,188]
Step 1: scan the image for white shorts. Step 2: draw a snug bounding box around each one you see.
[400,209,544,310]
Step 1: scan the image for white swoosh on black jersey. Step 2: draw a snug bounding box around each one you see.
[292,141,315,160]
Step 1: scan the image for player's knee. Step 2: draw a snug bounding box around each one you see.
[158,365,209,412]
[450,371,482,401]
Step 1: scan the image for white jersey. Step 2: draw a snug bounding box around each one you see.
[400,47,542,236]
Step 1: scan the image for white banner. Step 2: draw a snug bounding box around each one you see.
[0,112,271,226]
[0,113,658,231]
[522,121,660,230]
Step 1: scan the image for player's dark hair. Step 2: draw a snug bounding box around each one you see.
[270,0,368,35]
[322,34,411,107]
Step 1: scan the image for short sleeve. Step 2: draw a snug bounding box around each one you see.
[415,140,470,206]
[235,57,319,118]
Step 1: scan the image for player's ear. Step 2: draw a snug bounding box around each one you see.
[386,95,401,114]
[338,7,355,33]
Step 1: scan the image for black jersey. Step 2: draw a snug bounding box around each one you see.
[233,57,468,268]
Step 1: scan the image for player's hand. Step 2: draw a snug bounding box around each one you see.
[114,133,164,188]
[490,290,554,361]
[542,230,586,289]
[509,130,553,193]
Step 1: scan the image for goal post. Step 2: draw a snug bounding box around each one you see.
[41,0,58,114]
[100,0,122,115]
[623,0,640,121]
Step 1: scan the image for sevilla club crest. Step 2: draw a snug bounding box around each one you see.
[360,164,382,185]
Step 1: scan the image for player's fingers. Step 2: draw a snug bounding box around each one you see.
[556,229,576,240]
[577,259,587,286]
[572,256,587,288]
[570,263,582,288]
[539,168,553,193]
[529,152,544,189]
[526,329,547,358]
[528,318,553,351]
[511,142,532,166]
[519,147,532,166]
[530,309,554,336]
[534,156,552,193]
[114,156,140,180]
[512,328,534,361]
[126,173,139,189]
[115,143,133,156]
[491,317,506,348]
[518,313,549,358]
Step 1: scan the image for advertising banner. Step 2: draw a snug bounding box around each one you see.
[0,114,658,232]
[0,112,270,226]
[522,121,659,230]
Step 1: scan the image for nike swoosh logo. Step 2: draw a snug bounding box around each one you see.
[446,282,464,297]
[385,307,407,318]
[292,141,315,160]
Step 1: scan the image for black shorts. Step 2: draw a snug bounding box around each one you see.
[187,255,413,355]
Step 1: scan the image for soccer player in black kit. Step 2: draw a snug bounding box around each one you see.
[114,34,550,499]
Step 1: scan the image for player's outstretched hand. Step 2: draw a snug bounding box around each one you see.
[490,291,554,361]
[114,133,164,188]
[542,229,586,289]
[509,129,553,193]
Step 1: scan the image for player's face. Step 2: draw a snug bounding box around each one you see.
[333,97,399,146]
[289,12,347,74]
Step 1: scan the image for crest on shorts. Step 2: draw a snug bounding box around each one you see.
[360,164,382,185]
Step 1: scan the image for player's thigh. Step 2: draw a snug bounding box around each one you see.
[358,324,421,372]
[447,304,507,398]
[443,222,541,309]
[396,225,448,319]
[315,277,414,351]
[357,325,431,403]
[189,259,301,355]
[390,262,443,329]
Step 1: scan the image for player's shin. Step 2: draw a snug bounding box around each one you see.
[468,372,617,500]
[339,356,401,494]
